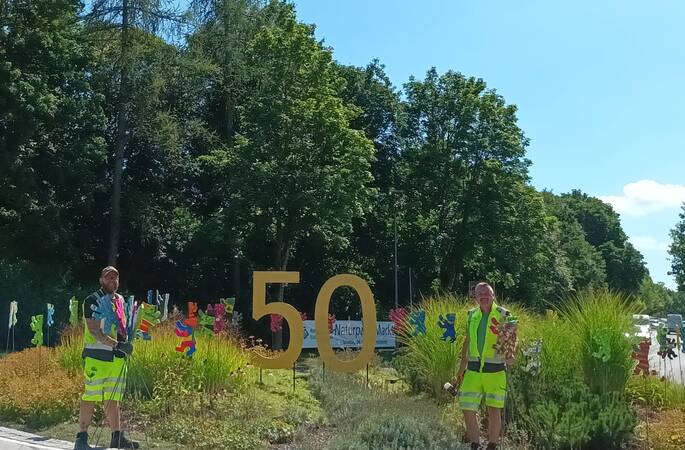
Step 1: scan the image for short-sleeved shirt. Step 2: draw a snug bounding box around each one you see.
[83,288,126,342]
[477,312,489,356]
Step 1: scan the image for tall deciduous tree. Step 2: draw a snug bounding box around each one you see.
[669,204,685,291]
[81,0,184,264]
[201,6,375,303]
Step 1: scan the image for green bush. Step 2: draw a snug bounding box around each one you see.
[523,381,636,450]
[559,290,640,394]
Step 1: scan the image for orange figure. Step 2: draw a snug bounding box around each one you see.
[632,339,651,376]
[185,301,198,329]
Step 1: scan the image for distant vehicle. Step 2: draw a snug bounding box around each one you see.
[667,314,683,334]
[631,314,652,340]
[650,318,661,329]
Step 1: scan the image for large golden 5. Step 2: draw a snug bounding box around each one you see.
[251,271,304,369]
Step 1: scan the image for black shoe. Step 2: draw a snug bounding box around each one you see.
[486,443,498,450]
[470,443,481,450]
[74,432,94,450]
[110,431,140,449]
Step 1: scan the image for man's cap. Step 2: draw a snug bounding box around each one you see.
[100,266,119,277]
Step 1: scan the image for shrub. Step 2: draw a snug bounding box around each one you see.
[0,348,82,428]
[523,381,636,450]
[559,290,639,394]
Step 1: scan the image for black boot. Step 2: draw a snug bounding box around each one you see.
[73,432,94,450]
[110,430,140,449]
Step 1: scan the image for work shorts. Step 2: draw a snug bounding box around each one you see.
[458,369,506,411]
[82,356,127,402]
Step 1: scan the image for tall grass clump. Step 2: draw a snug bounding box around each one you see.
[395,296,470,397]
[395,295,537,398]
[559,290,639,394]
[0,348,82,428]
[56,321,249,397]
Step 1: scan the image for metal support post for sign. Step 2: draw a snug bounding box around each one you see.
[366,363,369,387]
[322,362,325,381]
[259,368,263,384]
[293,362,296,391]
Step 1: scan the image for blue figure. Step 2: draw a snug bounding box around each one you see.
[91,294,117,334]
[409,310,427,336]
[46,303,55,327]
[438,313,457,342]
[147,290,154,304]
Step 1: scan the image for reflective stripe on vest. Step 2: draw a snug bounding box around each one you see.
[467,304,509,370]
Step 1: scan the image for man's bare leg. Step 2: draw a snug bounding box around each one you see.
[104,400,120,431]
[78,401,96,433]
[463,410,480,444]
[487,406,502,444]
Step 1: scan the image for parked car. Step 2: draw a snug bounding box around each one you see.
[667,314,683,334]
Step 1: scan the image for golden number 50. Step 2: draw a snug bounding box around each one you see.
[251,271,377,373]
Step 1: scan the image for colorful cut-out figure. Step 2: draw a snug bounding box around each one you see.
[30,315,44,347]
[185,302,198,329]
[389,308,408,334]
[409,310,426,336]
[68,296,79,325]
[632,339,651,376]
[138,303,161,340]
[175,320,196,357]
[438,313,457,342]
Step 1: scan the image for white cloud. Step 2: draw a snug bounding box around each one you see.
[628,235,670,252]
[600,180,685,216]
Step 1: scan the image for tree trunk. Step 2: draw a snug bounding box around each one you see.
[107,0,130,265]
[272,239,291,350]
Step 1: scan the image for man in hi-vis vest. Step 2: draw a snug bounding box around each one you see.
[74,266,138,450]
[455,282,515,450]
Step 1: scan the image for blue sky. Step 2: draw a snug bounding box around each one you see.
[293,0,685,289]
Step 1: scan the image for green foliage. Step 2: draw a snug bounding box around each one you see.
[669,204,685,291]
[559,290,639,394]
[329,413,467,450]
[626,375,685,410]
[55,324,248,396]
[523,382,636,450]
[395,296,538,398]
[308,364,465,450]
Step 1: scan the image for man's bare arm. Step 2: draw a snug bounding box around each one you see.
[86,318,118,347]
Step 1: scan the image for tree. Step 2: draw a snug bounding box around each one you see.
[557,190,647,293]
[669,205,685,291]
[201,6,375,304]
[0,0,107,345]
[399,68,531,294]
[0,0,106,274]
[81,0,185,264]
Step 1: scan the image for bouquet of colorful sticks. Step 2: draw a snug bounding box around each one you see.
[492,313,519,361]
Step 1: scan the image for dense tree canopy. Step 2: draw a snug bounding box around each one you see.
[1,0,676,346]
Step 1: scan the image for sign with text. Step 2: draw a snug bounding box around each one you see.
[302,320,395,349]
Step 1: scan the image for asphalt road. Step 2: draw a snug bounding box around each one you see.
[647,330,685,385]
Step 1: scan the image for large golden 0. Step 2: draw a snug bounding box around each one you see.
[250,271,377,372]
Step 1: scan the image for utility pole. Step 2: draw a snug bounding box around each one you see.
[394,212,398,309]
[409,267,413,307]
